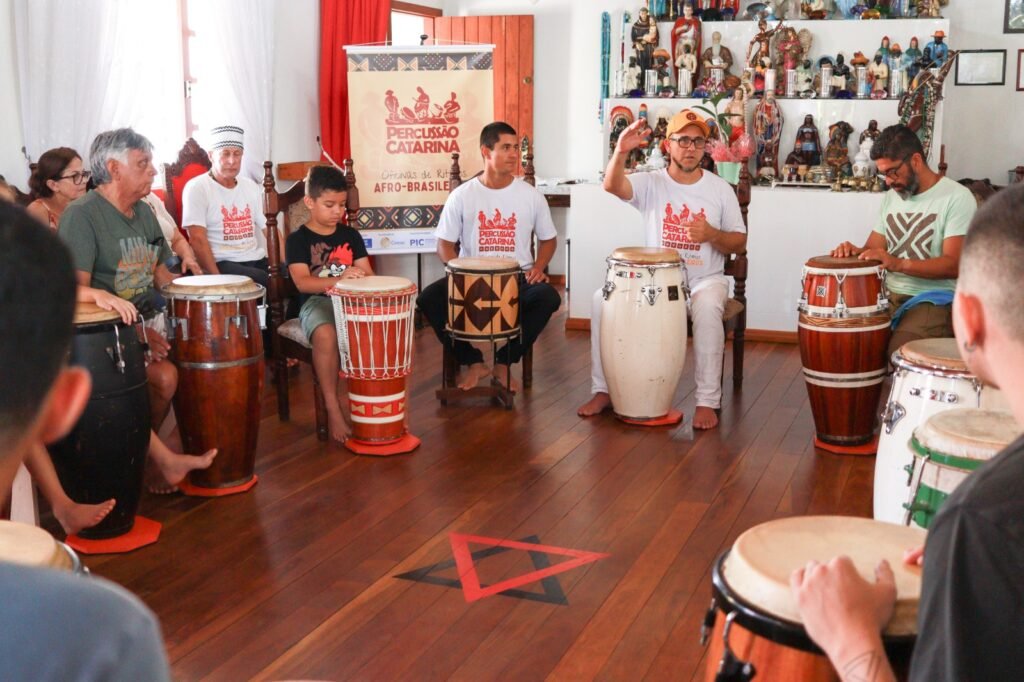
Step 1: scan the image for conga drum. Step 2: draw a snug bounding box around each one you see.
[0,520,87,575]
[445,257,521,340]
[798,256,890,447]
[703,516,923,681]
[904,409,1020,528]
[163,274,265,493]
[329,276,420,456]
[874,338,1009,524]
[600,247,687,424]
[48,303,152,542]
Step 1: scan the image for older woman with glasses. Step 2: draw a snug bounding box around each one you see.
[26,147,91,230]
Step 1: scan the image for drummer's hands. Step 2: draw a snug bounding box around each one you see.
[524,265,549,285]
[85,288,138,325]
[903,545,925,567]
[859,248,901,272]
[685,216,719,244]
[831,241,864,258]
[790,556,896,664]
[615,119,652,155]
[340,265,367,280]
[182,255,203,276]
[144,327,171,362]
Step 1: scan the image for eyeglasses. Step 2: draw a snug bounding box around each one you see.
[668,135,707,149]
[57,171,92,185]
[880,158,909,180]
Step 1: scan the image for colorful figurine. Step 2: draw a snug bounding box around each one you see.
[824,121,854,177]
[795,114,822,166]
[903,36,923,84]
[754,89,784,177]
[923,30,949,69]
[774,26,812,73]
[745,16,783,69]
[701,31,738,90]
[724,88,748,142]
[796,58,815,96]
[672,3,702,82]
[875,36,891,63]
[868,54,889,96]
[675,44,697,94]
[859,119,880,145]
[631,7,659,72]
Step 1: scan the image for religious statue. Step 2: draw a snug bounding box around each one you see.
[625,56,642,93]
[724,88,748,142]
[794,114,822,166]
[875,36,891,63]
[852,137,876,178]
[676,44,698,93]
[632,7,659,72]
[746,17,784,69]
[654,49,675,93]
[889,43,904,71]
[859,119,881,145]
[672,3,702,82]
[701,31,736,86]
[753,89,784,177]
[903,36,923,85]
[833,52,852,91]
[774,26,811,73]
[796,58,814,95]
[923,30,949,69]
[868,54,889,96]
[824,121,854,177]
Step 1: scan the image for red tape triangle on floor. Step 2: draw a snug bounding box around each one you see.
[448,533,610,603]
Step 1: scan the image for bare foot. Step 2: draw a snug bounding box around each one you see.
[491,365,521,393]
[458,362,492,390]
[693,406,719,430]
[578,392,612,417]
[328,411,349,445]
[53,498,116,536]
[151,448,218,493]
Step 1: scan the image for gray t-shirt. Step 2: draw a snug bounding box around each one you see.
[0,562,171,681]
[58,191,171,306]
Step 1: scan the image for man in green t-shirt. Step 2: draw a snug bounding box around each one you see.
[59,129,216,492]
[832,124,976,356]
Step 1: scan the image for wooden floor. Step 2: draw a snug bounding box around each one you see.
[76,295,875,681]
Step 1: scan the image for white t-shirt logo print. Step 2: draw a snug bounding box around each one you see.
[661,202,706,258]
[221,204,255,242]
[476,208,518,254]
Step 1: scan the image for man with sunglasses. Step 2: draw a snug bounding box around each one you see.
[578,109,747,430]
[832,124,976,357]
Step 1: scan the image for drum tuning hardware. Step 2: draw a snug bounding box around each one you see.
[716,611,756,682]
[640,285,662,306]
[700,598,717,646]
[225,315,249,339]
[107,325,126,374]
[167,317,189,341]
[881,400,906,434]
[602,280,616,300]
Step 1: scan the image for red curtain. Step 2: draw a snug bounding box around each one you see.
[319,0,391,163]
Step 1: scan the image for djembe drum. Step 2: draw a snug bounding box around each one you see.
[445,257,521,340]
[798,255,890,448]
[48,303,159,552]
[163,275,266,495]
[904,409,1020,528]
[329,276,420,456]
[0,520,87,575]
[600,247,687,425]
[874,338,1009,524]
[702,516,923,681]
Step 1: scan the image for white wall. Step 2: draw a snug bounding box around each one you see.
[0,0,26,188]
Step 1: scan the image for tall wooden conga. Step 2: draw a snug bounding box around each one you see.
[329,276,420,456]
[163,275,265,494]
[798,256,890,448]
[600,247,687,425]
[48,303,159,551]
[702,516,923,681]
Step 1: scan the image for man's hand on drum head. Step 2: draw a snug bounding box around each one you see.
[859,248,901,271]
[182,256,203,277]
[524,265,549,285]
[789,556,897,663]
[86,288,138,325]
[340,266,367,280]
[615,119,652,155]
[903,544,924,567]
[144,327,171,362]
[831,241,864,258]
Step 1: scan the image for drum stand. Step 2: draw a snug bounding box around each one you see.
[814,435,879,456]
[436,330,522,410]
[66,517,162,555]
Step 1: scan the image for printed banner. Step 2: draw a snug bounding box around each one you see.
[346,45,494,254]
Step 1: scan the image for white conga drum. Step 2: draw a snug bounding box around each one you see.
[904,409,1020,528]
[600,247,687,424]
[703,516,923,681]
[0,520,87,575]
[874,338,1010,524]
[330,276,420,456]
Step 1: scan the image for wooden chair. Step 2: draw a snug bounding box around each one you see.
[163,138,212,230]
[722,163,750,389]
[435,143,537,407]
[263,159,360,440]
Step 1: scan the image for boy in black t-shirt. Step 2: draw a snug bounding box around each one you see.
[285,166,372,442]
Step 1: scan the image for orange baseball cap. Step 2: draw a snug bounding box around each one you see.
[667,109,711,138]
[933,30,945,38]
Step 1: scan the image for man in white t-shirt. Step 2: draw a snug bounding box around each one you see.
[417,121,560,392]
[578,109,747,430]
[181,125,269,286]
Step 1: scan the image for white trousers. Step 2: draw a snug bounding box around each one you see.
[590,279,729,409]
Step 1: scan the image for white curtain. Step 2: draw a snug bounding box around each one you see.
[14,0,185,167]
[187,0,275,182]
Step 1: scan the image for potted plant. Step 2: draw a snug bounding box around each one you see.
[694,91,754,185]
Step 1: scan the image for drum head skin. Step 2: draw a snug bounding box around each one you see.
[73,302,122,325]
[447,257,520,273]
[725,516,924,636]
[900,338,967,372]
[162,274,262,297]
[333,275,415,294]
[0,520,67,569]
[914,408,1021,462]
[805,255,883,269]
[609,246,681,264]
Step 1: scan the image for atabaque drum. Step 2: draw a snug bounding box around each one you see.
[0,520,87,575]
[904,409,1020,528]
[330,276,418,450]
[600,247,687,422]
[445,257,521,339]
[703,516,923,681]
[48,303,150,539]
[874,338,1010,524]
[798,256,890,445]
[163,274,266,489]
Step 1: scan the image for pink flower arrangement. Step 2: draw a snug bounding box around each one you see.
[707,133,754,163]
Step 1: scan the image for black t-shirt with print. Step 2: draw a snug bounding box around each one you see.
[285,224,369,306]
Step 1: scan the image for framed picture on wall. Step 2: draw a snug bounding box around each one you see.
[955,50,1007,86]
[1007,0,1024,33]
[1018,49,1024,91]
